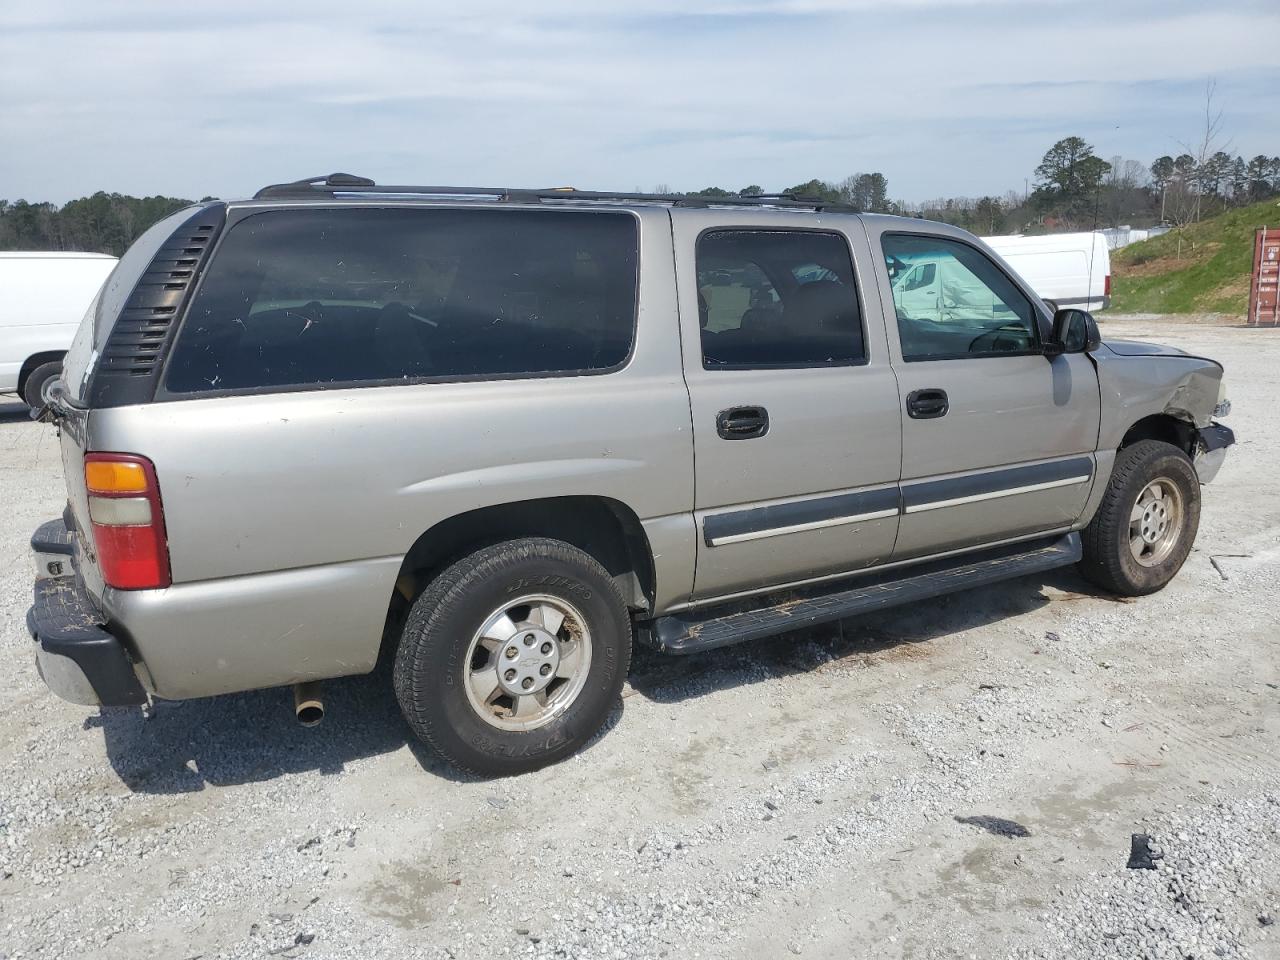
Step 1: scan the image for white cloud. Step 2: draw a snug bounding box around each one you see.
[0,0,1276,202]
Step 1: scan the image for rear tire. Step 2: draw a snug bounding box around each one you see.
[21,361,61,409]
[1079,440,1200,596]
[394,537,632,777]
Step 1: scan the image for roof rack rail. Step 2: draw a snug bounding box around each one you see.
[252,174,858,212]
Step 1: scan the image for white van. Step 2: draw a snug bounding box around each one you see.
[0,252,118,407]
[890,254,1025,325]
[979,232,1111,312]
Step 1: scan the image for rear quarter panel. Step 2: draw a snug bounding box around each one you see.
[92,371,694,585]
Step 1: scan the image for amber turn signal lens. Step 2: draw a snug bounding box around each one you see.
[85,460,148,494]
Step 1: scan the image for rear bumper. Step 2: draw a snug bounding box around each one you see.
[31,511,399,700]
[32,517,75,580]
[27,575,147,707]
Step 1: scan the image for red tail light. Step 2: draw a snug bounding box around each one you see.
[1105,274,1112,296]
[84,453,171,590]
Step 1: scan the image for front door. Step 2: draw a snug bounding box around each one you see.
[673,211,902,601]
[873,228,1101,559]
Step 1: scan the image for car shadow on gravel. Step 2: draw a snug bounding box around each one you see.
[93,565,1109,792]
[628,566,1114,703]
[92,667,483,793]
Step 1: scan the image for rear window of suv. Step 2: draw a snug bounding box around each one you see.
[164,207,639,394]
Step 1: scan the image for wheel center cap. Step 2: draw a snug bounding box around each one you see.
[1140,504,1168,543]
[497,626,560,696]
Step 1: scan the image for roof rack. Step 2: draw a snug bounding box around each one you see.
[252,173,857,212]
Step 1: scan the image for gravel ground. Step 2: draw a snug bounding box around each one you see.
[0,318,1276,960]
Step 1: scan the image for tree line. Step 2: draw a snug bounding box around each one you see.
[877,139,1278,237]
[920,83,1279,235]
[4,132,1277,257]
[1029,137,1277,230]
[0,192,195,256]
[662,135,1278,238]
[655,172,894,213]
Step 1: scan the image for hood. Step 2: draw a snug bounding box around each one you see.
[1101,338,1190,358]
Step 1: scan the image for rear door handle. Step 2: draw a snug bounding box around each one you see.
[716,405,770,440]
[906,388,949,419]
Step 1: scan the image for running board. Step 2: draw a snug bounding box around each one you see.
[646,532,1081,655]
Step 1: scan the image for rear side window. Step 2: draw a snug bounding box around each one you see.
[696,230,864,369]
[165,208,638,393]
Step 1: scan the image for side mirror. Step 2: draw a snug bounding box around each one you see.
[1045,308,1101,357]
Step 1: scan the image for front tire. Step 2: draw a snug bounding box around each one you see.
[21,361,61,409]
[394,537,632,777]
[1079,439,1200,596]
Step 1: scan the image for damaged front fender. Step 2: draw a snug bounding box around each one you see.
[1094,345,1225,449]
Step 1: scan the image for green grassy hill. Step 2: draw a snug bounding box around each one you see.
[1108,199,1280,315]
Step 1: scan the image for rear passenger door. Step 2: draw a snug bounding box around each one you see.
[673,211,902,601]
[871,227,1101,559]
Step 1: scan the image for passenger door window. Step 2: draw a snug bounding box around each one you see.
[696,230,865,368]
[698,259,780,334]
[883,234,1038,361]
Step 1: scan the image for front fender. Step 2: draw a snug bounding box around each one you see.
[1094,347,1224,450]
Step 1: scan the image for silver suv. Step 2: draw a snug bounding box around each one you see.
[28,174,1235,776]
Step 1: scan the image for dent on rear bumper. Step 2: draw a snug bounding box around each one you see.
[105,556,403,700]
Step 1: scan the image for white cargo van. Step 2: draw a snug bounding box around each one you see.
[0,252,118,407]
[980,232,1111,312]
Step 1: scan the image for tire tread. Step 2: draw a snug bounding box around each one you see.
[393,537,631,777]
[21,361,61,409]
[1079,439,1199,596]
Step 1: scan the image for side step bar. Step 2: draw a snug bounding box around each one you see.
[646,532,1081,655]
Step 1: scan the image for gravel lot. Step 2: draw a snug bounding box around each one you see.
[0,319,1276,960]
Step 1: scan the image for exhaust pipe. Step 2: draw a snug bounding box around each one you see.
[294,681,324,727]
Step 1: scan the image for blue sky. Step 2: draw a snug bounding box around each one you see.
[1,0,1277,204]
